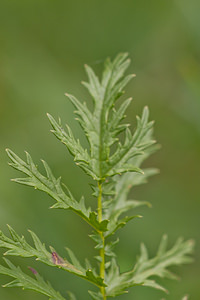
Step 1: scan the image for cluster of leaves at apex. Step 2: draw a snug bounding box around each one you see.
[0,53,194,300]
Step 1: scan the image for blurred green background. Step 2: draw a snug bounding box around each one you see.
[0,0,199,299]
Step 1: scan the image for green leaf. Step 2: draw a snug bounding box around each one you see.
[102,109,159,236]
[0,225,50,261]
[6,149,107,232]
[106,214,142,238]
[0,259,66,300]
[89,233,103,250]
[131,236,195,292]
[104,239,119,257]
[107,106,156,176]
[0,226,106,288]
[48,53,151,181]
[103,167,159,237]
[105,258,140,297]
[105,237,194,297]
[65,247,85,273]
[86,270,106,288]
[82,64,102,103]
[47,114,97,180]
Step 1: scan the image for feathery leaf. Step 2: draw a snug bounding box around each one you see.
[0,259,66,300]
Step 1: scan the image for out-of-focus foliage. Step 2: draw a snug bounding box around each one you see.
[0,0,199,299]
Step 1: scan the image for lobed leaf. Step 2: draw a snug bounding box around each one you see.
[131,236,194,293]
[6,149,108,233]
[47,53,151,181]
[105,258,140,297]
[47,113,97,180]
[0,226,106,288]
[105,236,194,297]
[104,167,158,237]
[0,258,66,300]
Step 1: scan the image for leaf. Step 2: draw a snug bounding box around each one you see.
[0,226,106,288]
[106,214,142,238]
[0,259,66,300]
[86,270,106,288]
[47,114,97,180]
[65,247,85,273]
[6,149,107,233]
[102,112,159,236]
[104,168,157,237]
[0,225,50,261]
[131,236,195,292]
[47,53,151,181]
[105,237,194,297]
[107,106,156,177]
[82,64,102,103]
[105,258,140,297]
[104,238,119,257]
[89,233,103,250]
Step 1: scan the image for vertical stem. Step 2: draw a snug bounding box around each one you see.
[97,181,106,300]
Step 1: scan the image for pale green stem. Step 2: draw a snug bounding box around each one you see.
[97,181,106,300]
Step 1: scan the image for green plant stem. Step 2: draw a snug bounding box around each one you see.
[97,181,106,300]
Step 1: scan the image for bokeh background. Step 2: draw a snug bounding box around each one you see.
[0,0,199,299]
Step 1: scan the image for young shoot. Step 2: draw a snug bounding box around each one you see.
[0,53,194,299]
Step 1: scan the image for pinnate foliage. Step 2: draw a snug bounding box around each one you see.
[0,53,194,299]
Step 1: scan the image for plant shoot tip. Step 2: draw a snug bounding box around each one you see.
[2,53,192,299]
